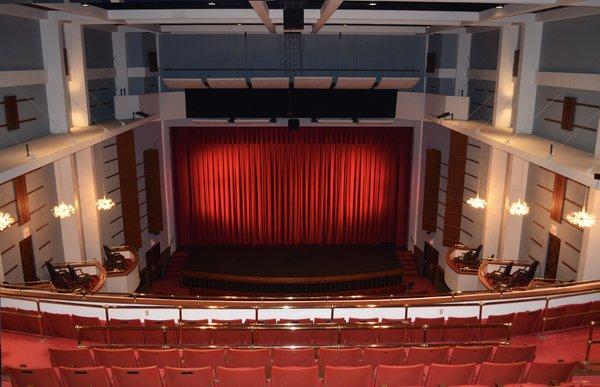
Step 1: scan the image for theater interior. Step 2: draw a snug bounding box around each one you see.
[1,1,600,386]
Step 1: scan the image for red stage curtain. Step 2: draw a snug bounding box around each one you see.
[172,127,412,246]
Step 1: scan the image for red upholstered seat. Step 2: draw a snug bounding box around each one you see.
[492,345,536,363]
[0,308,23,332]
[314,318,346,345]
[271,366,320,387]
[164,366,215,387]
[481,313,514,340]
[72,315,107,343]
[273,348,316,367]
[59,366,112,387]
[411,317,444,343]
[182,348,226,374]
[319,347,362,367]
[586,300,600,324]
[475,361,527,385]
[374,364,425,387]
[6,367,62,387]
[524,361,578,385]
[450,346,493,364]
[143,319,178,346]
[323,366,373,387]
[379,318,410,345]
[93,348,138,367]
[512,310,541,336]
[111,366,163,387]
[254,318,279,345]
[559,303,592,329]
[210,319,248,346]
[445,316,479,342]
[425,363,476,387]
[49,347,94,368]
[279,318,314,345]
[406,346,449,365]
[179,319,210,346]
[344,317,379,345]
[138,348,182,368]
[227,348,271,376]
[539,306,568,332]
[43,312,76,339]
[218,366,267,387]
[363,347,406,369]
[108,318,145,345]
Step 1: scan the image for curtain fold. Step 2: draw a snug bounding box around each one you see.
[172,127,412,246]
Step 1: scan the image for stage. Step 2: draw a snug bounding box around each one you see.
[181,244,407,295]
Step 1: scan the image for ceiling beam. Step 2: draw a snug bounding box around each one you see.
[312,0,344,33]
[0,4,47,19]
[249,0,275,33]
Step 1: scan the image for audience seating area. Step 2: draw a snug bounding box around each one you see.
[6,344,581,386]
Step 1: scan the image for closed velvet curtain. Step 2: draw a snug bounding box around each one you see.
[172,127,412,246]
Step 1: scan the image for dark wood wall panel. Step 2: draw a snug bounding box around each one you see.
[426,53,436,74]
[4,96,20,130]
[116,131,142,248]
[13,175,30,226]
[561,97,577,130]
[512,49,520,77]
[551,173,567,223]
[148,51,158,72]
[443,131,468,247]
[143,149,163,234]
[422,149,441,232]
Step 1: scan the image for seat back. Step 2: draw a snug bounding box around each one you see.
[218,366,266,387]
[379,318,409,345]
[406,346,449,365]
[560,302,592,329]
[0,307,24,332]
[210,319,248,346]
[313,318,345,345]
[492,344,536,363]
[425,363,476,387]
[476,361,527,385]
[363,348,406,369]
[49,347,94,368]
[59,366,112,387]
[138,349,182,368]
[7,367,62,387]
[227,348,271,376]
[111,366,163,387]
[273,348,316,367]
[444,316,479,342]
[108,318,145,345]
[319,347,362,368]
[525,361,578,385]
[481,313,514,340]
[323,366,372,387]
[502,262,514,276]
[253,318,279,346]
[374,364,425,387]
[72,315,107,343]
[271,366,319,387]
[343,317,379,345]
[539,305,568,332]
[93,348,137,367]
[411,317,444,343]
[512,310,541,335]
[144,319,178,346]
[449,345,493,364]
[44,312,75,339]
[179,319,210,346]
[279,318,313,345]
[164,366,214,387]
[182,348,226,371]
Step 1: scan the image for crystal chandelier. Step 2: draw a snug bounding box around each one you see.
[509,199,530,216]
[53,201,76,219]
[0,211,15,231]
[566,208,596,228]
[467,195,487,209]
[96,196,115,211]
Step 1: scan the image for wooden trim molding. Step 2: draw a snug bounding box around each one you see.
[443,132,468,247]
[13,175,30,226]
[550,174,567,223]
[422,148,441,232]
[116,131,142,248]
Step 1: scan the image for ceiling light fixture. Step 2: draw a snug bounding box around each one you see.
[97,197,115,211]
[426,25,431,29]
[508,158,529,216]
[208,1,216,5]
[81,2,90,7]
[53,159,76,219]
[495,4,504,8]
[369,2,377,5]
[566,187,596,228]
[466,141,487,210]
[0,212,15,232]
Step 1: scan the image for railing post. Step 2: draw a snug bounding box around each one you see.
[104,305,110,322]
[35,298,45,340]
[178,305,183,323]
[250,325,255,348]
[404,304,409,320]
[75,325,82,348]
[478,302,484,341]
[337,325,342,348]
[162,325,168,348]
[586,321,595,364]
[506,322,512,344]
[422,324,428,347]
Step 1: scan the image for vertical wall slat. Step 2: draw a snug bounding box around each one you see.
[443,131,468,247]
[422,149,441,232]
[143,149,163,234]
[116,131,142,248]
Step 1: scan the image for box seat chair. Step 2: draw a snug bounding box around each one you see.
[319,347,362,376]
[227,348,271,377]
[314,318,346,346]
[49,347,95,368]
[254,318,278,346]
[379,318,410,345]
[559,303,592,330]
[58,366,112,387]
[538,306,568,332]
[111,365,163,387]
[511,310,541,336]
[210,318,248,346]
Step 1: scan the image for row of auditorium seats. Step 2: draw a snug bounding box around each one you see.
[48,345,538,371]
[2,300,597,345]
[7,361,579,387]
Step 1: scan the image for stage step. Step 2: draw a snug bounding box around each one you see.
[398,254,418,275]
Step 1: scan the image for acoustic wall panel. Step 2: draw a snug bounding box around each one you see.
[422,149,441,232]
[443,131,468,247]
[4,95,19,130]
[13,175,30,226]
[116,131,142,248]
[143,149,163,234]
[551,173,567,223]
[561,96,577,130]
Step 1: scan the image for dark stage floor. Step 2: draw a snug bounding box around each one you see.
[182,244,400,278]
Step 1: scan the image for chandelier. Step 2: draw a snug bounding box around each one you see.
[566,208,596,228]
[53,202,76,219]
[509,199,530,216]
[467,195,487,209]
[0,211,15,231]
[96,196,115,211]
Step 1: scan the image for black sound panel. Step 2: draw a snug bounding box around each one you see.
[185,89,397,119]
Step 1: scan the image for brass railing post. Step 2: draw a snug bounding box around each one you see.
[422,324,428,347]
[75,325,82,348]
[162,325,168,348]
[35,298,44,339]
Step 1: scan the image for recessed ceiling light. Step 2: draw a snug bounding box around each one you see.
[495,4,504,8]
[208,1,216,5]
[426,25,431,28]
[343,24,348,26]
[81,2,90,6]
[369,2,376,5]
[237,23,242,26]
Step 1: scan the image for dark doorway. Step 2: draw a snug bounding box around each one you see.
[19,236,38,282]
[545,233,561,279]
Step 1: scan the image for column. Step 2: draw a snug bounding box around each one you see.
[493,24,519,128]
[112,30,129,96]
[408,121,424,250]
[40,19,70,133]
[64,22,90,127]
[514,15,543,134]
[454,28,471,97]
[156,33,163,93]
[577,187,600,281]
[75,148,102,260]
[593,113,600,158]
[498,155,530,258]
[54,156,84,262]
[160,121,176,251]
[481,147,508,259]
